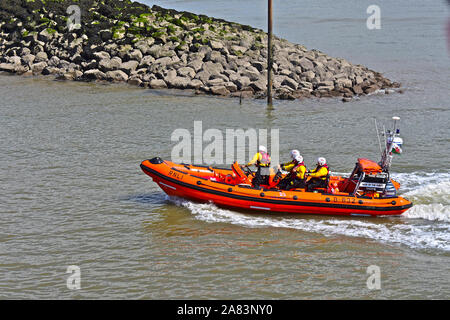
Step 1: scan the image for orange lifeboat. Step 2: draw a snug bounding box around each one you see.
[140,157,413,217]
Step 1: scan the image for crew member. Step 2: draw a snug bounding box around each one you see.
[277,150,306,190]
[306,157,329,192]
[284,155,307,190]
[278,150,300,172]
[246,145,271,188]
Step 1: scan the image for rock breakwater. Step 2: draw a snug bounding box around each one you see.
[0,0,400,100]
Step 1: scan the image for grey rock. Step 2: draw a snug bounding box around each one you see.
[202,61,223,76]
[335,78,353,89]
[224,82,238,92]
[48,55,60,67]
[167,76,191,89]
[106,70,129,82]
[233,76,251,90]
[207,78,225,86]
[153,56,173,67]
[177,66,195,78]
[240,69,260,81]
[139,55,155,68]
[99,57,122,72]
[120,60,139,75]
[301,71,315,82]
[128,49,143,61]
[81,59,98,70]
[251,61,266,72]
[34,51,48,63]
[83,69,106,80]
[0,63,15,73]
[22,54,36,66]
[31,62,48,74]
[317,81,334,88]
[94,51,110,60]
[281,77,298,90]
[364,84,380,94]
[211,85,230,96]
[195,70,211,83]
[249,78,267,92]
[230,45,248,54]
[149,79,167,89]
[128,76,142,86]
[187,59,203,72]
[210,40,223,50]
[352,85,364,95]
[296,57,314,71]
[38,29,54,42]
[189,79,204,90]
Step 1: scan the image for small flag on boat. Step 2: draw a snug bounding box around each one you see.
[392,144,402,154]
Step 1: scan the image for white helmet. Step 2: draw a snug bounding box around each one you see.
[290,149,300,159]
[295,155,303,163]
[259,145,267,153]
[317,157,327,166]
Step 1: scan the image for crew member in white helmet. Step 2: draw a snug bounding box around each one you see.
[246,145,271,188]
[277,150,307,190]
[306,157,329,192]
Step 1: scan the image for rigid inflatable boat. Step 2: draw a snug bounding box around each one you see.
[140,117,413,217]
[140,157,412,217]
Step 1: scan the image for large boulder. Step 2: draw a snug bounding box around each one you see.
[99,57,122,72]
[149,79,167,89]
[167,76,191,89]
[120,60,139,75]
[201,61,223,76]
[211,85,230,96]
[93,51,111,61]
[31,62,48,74]
[187,59,203,72]
[106,70,129,82]
[0,63,15,73]
[177,66,195,78]
[83,69,106,80]
[34,52,48,63]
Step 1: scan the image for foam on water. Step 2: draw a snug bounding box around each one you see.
[169,171,450,251]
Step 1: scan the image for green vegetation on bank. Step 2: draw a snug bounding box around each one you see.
[0,0,262,47]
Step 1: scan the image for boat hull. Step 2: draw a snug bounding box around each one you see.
[140,158,413,217]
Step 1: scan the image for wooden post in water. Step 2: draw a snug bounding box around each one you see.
[267,0,273,106]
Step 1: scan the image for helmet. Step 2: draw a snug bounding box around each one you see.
[290,149,300,159]
[259,145,267,153]
[317,157,326,166]
[295,155,303,163]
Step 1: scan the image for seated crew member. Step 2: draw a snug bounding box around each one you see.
[284,155,307,190]
[278,150,300,172]
[246,145,271,188]
[306,157,329,192]
[277,150,301,189]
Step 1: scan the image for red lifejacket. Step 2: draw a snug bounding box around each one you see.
[292,161,306,179]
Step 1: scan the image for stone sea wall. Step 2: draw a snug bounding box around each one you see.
[0,0,400,100]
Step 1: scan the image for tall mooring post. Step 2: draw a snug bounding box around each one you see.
[267,0,273,106]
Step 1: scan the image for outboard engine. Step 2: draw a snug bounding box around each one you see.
[384,180,397,197]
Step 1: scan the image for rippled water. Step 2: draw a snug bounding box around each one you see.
[1,0,449,299]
